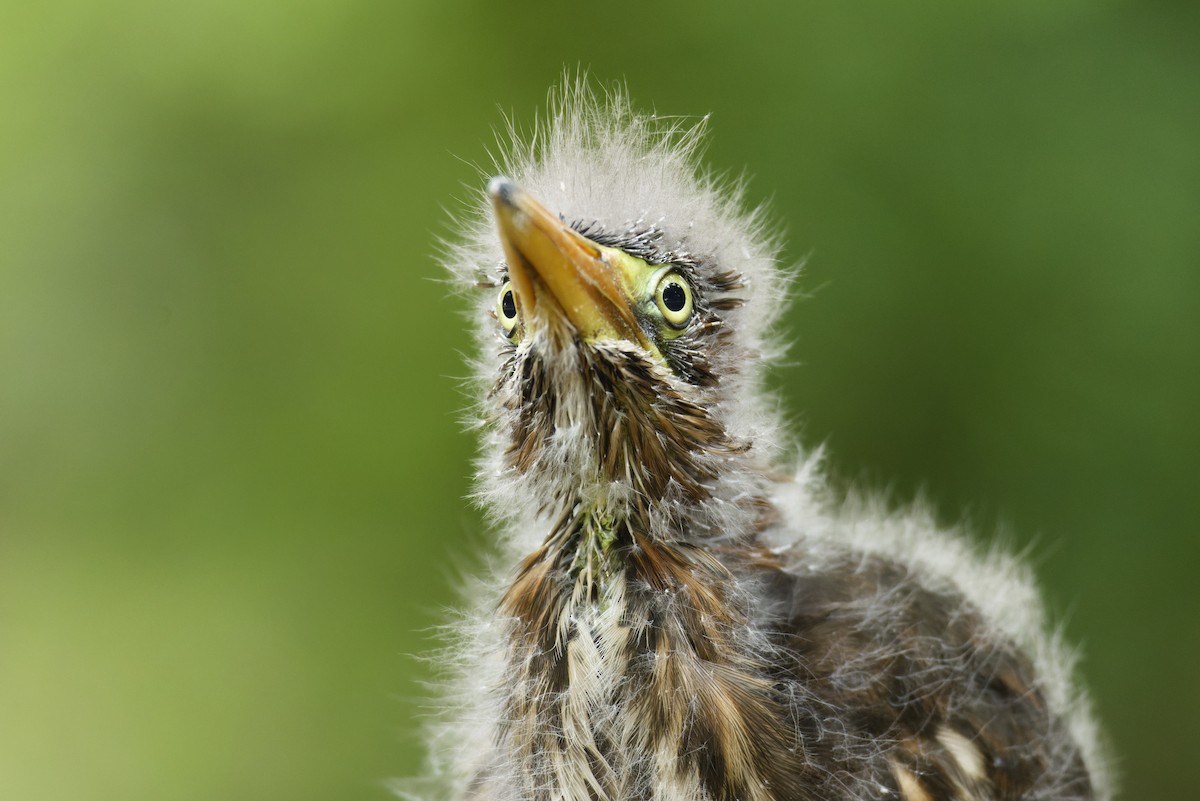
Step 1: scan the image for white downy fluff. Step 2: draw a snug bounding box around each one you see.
[413,79,1112,801]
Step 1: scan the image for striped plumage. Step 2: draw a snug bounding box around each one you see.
[426,83,1111,801]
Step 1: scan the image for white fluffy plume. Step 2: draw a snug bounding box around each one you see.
[415,79,1112,801]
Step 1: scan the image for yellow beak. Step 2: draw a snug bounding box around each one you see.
[488,177,651,350]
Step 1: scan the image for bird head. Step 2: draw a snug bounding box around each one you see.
[449,85,788,542]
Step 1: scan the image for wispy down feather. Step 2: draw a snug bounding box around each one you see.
[416,79,1112,801]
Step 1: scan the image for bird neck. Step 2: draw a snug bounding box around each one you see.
[498,500,636,639]
[494,491,803,801]
[502,476,777,615]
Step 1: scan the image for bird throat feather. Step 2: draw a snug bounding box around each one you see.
[489,337,754,527]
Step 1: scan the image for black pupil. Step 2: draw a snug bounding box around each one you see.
[662,281,687,313]
[501,289,516,319]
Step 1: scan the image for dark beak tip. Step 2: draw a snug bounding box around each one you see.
[488,176,518,207]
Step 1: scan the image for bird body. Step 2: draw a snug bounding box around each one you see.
[426,84,1110,801]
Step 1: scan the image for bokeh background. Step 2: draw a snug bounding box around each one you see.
[2,1,1197,799]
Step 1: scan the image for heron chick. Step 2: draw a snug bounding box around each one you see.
[427,84,1111,801]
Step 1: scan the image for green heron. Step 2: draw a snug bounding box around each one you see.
[426,86,1111,801]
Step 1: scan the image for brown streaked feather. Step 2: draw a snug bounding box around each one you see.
[442,89,1104,801]
[477,245,1095,801]
[758,552,1095,801]
[496,344,744,512]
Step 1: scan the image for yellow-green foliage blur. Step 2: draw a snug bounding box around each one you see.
[2,2,1196,799]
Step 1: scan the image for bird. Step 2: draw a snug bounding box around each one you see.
[423,82,1112,801]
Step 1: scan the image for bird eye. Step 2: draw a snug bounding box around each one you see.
[496,283,518,337]
[654,271,693,328]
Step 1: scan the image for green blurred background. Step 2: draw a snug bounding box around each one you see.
[2,1,1196,799]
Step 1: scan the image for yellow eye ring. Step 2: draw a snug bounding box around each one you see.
[496,282,518,337]
[654,271,693,328]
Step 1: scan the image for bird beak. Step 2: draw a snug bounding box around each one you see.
[488,177,652,350]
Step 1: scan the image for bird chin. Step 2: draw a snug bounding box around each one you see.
[485,335,755,537]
